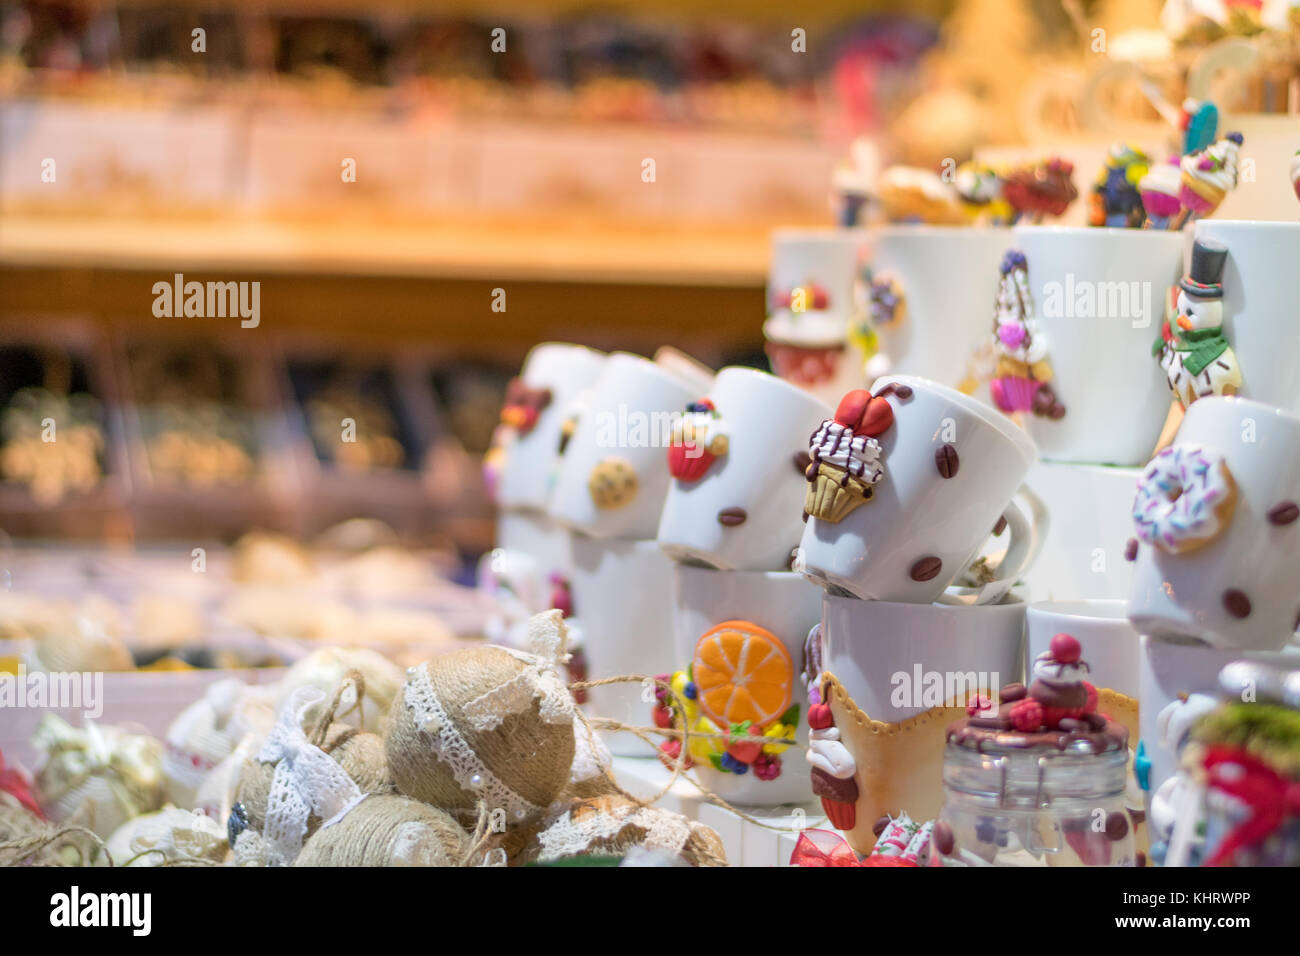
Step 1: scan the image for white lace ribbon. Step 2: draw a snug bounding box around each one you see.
[403,664,543,822]
[257,687,365,867]
[536,801,691,863]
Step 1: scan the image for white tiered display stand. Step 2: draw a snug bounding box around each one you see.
[610,458,1143,865]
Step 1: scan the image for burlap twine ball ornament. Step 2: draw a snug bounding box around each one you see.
[102,807,227,866]
[277,647,404,732]
[294,794,470,867]
[162,678,274,809]
[386,610,576,826]
[32,715,165,838]
[233,685,393,866]
[236,720,392,835]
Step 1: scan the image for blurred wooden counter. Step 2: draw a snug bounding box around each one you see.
[0,213,773,360]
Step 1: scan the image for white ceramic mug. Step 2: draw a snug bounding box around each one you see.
[796,375,1045,604]
[817,593,1027,852]
[657,367,831,572]
[1007,227,1181,465]
[862,225,1010,389]
[670,565,824,806]
[1026,599,1141,701]
[569,535,677,757]
[496,343,607,511]
[1192,221,1300,416]
[550,352,713,540]
[1127,396,1300,651]
[763,229,869,408]
[1138,634,1300,798]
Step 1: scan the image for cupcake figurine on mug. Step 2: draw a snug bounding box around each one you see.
[1174,132,1244,229]
[1153,239,1241,407]
[802,387,896,523]
[1139,157,1183,230]
[989,251,1065,420]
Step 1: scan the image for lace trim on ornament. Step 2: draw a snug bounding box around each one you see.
[462,651,574,731]
[257,687,365,867]
[536,801,691,862]
[403,665,542,822]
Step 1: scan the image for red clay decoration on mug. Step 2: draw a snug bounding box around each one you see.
[804,386,900,524]
[666,399,729,482]
[499,377,553,435]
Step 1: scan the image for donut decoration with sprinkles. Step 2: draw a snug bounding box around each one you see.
[666,399,729,482]
[1132,444,1237,554]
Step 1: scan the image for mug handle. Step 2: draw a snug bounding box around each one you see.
[937,484,1050,607]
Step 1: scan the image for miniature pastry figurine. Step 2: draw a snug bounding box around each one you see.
[807,696,857,830]
[989,251,1065,419]
[876,165,965,225]
[1138,157,1182,230]
[499,377,553,436]
[831,137,880,227]
[1175,132,1244,228]
[1154,238,1241,407]
[1132,443,1237,554]
[1002,157,1078,224]
[954,162,1012,225]
[1180,98,1219,156]
[763,280,848,392]
[937,635,1134,867]
[667,399,729,482]
[803,388,892,523]
[1089,143,1149,228]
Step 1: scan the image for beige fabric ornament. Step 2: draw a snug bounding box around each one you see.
[0,792,101,866]
[29,603,133,674]
[102,806,227,866]
[276,647,403,732]
[513,794,727,867]
[566,714,618,800]
[235,688,392,866]
[162,678,273,809]
[385,610,576,826]
[232,531,315,585]
[32,715,165,838]
[294,794,470,866]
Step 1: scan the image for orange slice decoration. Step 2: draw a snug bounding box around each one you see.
[692,620,794,729]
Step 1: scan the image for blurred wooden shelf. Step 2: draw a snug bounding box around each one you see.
[0,213,772,286]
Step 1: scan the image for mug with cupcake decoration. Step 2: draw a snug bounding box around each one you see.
[660,565,823,806]
[657,367,831,572]
[549,351,713,540]
[811,594,1027,854]
[796,376,1045,606]
[1127,396,1300,651]
[762,229,870,409]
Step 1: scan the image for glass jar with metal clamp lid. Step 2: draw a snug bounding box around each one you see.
[933,633,1136,866]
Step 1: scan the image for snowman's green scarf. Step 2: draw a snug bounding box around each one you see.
[1155,326,1231,377]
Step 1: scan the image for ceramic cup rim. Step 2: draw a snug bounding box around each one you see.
[1027,598,1130,624]
[1010,225,1186,243]
[675,564,813,586]
[711,364,833,411]
[824,590,1026,618]
[771,226,869,245]
[874,373,1038,465]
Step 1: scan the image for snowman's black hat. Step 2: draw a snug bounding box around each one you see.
[1180,238,1228,299]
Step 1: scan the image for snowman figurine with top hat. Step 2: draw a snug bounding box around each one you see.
[1154,238,1242,409]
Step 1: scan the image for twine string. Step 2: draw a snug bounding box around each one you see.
[568,675,826,836]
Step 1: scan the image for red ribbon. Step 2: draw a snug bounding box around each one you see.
[790,829,863,867]
[0,749,45,820]
[1203,745,1300,867]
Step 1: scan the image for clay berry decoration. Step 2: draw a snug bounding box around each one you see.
[667,399,730,482]
[834,389,893,437]
[1009,633,1101,733]
[499,378,552,435]
[725,725,764,765]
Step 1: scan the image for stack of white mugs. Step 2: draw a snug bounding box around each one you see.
[483,216,1300,865]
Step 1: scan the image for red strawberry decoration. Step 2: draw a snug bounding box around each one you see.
[726,725,764,765]
[667,399,727,482]
[821,798,856,831]
[833,389,894,437]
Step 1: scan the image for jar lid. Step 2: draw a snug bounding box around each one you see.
[943,742,1128,805]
